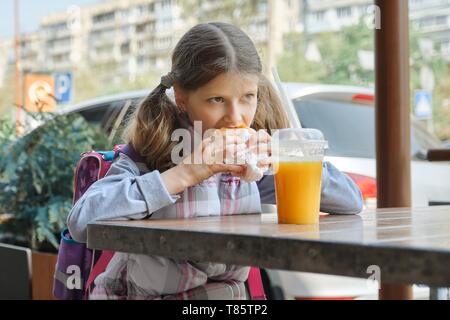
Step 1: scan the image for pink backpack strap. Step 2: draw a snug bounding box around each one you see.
[84,250,115,297]
[247,267,266,300]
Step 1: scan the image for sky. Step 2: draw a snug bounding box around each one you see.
[0,0,100,39]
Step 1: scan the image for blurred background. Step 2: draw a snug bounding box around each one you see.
[0,0,449,140]
[0,0,450,300]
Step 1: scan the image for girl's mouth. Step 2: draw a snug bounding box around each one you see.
[220,124,248,130]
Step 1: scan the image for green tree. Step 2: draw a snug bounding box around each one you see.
[181,0,261,26]
[409,26,449,141]
[0,115,15,144]
[277,32,326,82]
[72,59,161,103]
[433,69,450,141]
[278,20,374,86]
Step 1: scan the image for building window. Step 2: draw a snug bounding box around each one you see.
[313,10,325,22]
[53,53,70,63]
[410,0,425,9]
[441,39,450,54]
[92,11,115,24]
[120,9,129,20]
[258,0,268,13]
[418,15,448,28]
[121,26,131,36]
[136,23,146,33]
[162,0,172,9]
[45,22,67,35]
[121,42,130,55]
[435,15,448,26]
[337,6,352,19]
[359,4,371,14]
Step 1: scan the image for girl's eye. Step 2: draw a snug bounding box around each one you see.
[243,94,256,103]
[209,97,224,104]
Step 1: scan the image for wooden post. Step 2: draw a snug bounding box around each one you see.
[375,0,413,300]
[31,251,57,300]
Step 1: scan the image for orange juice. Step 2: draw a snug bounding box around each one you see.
[274,161,323,224]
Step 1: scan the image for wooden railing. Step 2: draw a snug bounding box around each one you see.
[427,149,450,162]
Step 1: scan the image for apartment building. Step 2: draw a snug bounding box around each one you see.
[159,0,302,73]
[2,0,450,86]
[305,0,450,58]
[39,0,188,81]
[305,0,372,34]
[0,0,305,88]
[48,0,295,75]
[409,0,450,56]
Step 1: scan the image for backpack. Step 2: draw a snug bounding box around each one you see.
[53,144,266,300]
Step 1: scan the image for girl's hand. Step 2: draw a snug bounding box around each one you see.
[177,131,247,188]
[161,129,271,195]
[246,128,272,174]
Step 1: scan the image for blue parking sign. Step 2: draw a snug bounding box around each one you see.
[414,91,432,119]
[54,72,73,104]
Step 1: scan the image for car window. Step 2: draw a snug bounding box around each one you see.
[293,98,443,160]
[77,103,114,131]
[118,98,142,127]
[412,119,442,150]
[293,98,375,158]
[105,98,141,141]
[72,97,143,139]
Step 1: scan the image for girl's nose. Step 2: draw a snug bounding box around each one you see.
[224,102,243,124]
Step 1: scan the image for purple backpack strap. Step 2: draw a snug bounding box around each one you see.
[114,144,145,163]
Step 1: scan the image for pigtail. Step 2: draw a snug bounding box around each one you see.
[122,83,180,172]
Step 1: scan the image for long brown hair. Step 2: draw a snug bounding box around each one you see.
[122,22,289,172]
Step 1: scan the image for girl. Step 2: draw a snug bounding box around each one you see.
[67,22,363,300]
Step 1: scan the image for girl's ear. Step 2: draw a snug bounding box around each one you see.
[173,83,188,112]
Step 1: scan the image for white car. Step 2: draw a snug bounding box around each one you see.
[54,84,449,208]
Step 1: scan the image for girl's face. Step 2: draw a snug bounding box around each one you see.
[175,72,259,132]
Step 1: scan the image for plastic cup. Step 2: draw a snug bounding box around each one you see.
[272,128,328,224]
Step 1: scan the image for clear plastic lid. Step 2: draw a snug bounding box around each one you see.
[272,128,328,162]
[274,128,326,142]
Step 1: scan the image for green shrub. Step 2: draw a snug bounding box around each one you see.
[0,112,109,252]
[0,117,16,145]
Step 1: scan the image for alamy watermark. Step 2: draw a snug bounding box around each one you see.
[170,121,274,168]
[66,265,82,290]
[364,5,381,30]
[366,265,381,290]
